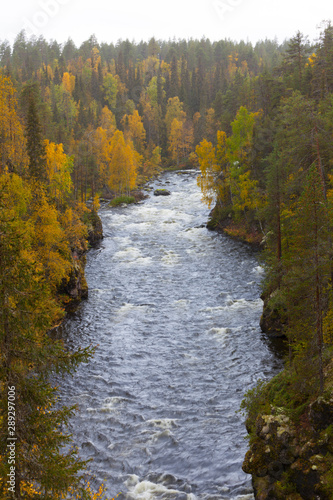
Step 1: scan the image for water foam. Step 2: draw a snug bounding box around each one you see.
[113,236,133,246]
[161,250,180,266]
[173,299,190,307]
[87,396,127,413]
[207,327,229,334]
[62,171,275,500]
[113,247,152,266]
[252,266,264,275]
[150,428,175,442]
[146,418,178,429]
[115,303,151,316]
[228,298,263,310]
[125,475,196,500]
[201,299,263,313]
[234,496,254,500]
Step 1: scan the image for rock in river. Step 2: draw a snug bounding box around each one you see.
[154,189,171,196]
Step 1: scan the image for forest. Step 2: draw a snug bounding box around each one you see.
[1,20,333,498]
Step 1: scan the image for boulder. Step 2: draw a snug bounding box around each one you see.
[154,189,171,196]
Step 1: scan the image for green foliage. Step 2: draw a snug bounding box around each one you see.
[265,372,310,419]
[21,82,47,180]
[109,195,135,206]
[103,73,118,110]
[196,107,265,233]
[241,367,320,432]
[0,75,106,496]
[274,471,297,497]
[206,204,233,229]
[240,379,269,423]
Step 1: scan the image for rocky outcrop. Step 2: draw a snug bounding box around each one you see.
[243,397,333,499]
[58,211,103,307]
[206,204,263,248]
[309,396,333,431]
[154,189,171,196]
[58,244,88,304]
[259,291,287,338]
[87,211,103,246]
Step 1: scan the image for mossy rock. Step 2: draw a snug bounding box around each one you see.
[260,296,287,338]
[206,217,218,230]
[87,212,103,246]
[154,189,171,196]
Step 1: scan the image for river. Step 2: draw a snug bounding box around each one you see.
[59,170,283,500]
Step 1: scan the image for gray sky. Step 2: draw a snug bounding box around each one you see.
[2,0,332,47]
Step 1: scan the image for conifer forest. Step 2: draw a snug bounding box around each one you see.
[1,22,333,499]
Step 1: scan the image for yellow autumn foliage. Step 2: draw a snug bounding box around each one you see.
[30,189,72,291]
[196,138,219,208]
[0,74,28,174]
[62,72,76,94]
[108,130,137,194]
[44,140,73,206]
[122,109,146,154]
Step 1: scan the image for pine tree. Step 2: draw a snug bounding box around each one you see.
[170,54,179,98]
[283,31,309,91]
[21,83,47,181]
[311,21,333,99]
[282,166,330,393]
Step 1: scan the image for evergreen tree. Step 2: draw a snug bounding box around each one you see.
[282,166,330,393]
[53,66,61,85]
[0,173,93,498]
[311,21,333,99]
[170,54,179,98]
[282,31,309,91]
[21,83,47,181]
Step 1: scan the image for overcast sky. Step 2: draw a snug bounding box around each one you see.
[1,0,332,48]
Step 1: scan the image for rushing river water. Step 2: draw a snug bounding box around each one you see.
[60,170,283,500]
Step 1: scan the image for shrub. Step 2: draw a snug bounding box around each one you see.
[109,195,135,207]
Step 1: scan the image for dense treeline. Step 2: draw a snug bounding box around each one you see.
[1,21,333,497]
[0,30,289,201]
[0,74,108,498]
[195,21,333,399]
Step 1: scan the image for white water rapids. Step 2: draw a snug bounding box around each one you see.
[59,170,283,500]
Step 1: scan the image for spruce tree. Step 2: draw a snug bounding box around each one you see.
[283,31,309,91]
[282,166,330,394]
[21,83,47,181]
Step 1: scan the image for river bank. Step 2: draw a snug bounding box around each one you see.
[58,209,104,308]
[241,356,333,500]
[203,200,333,499]
[206,204,264,250]
[206,194,333,499]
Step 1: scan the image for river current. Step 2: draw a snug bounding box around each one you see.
[60,170,283,500]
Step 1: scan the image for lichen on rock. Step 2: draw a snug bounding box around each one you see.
[243,395,333,499]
